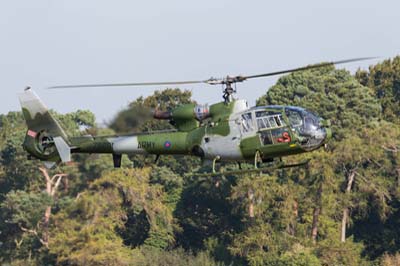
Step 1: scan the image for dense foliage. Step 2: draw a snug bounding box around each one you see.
[0,57,399,265]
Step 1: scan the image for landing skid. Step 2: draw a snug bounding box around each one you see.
[189,159,310,177]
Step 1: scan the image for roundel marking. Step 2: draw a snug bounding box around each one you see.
[164,141,172,149]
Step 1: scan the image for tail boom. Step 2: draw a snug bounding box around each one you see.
[19,88,192,167]
[70,132,189,156]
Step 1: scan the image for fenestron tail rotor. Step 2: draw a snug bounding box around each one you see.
[47,57,377,102]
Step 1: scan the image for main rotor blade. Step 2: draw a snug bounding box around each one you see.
[48,57,376,89]
[48,80,208,89]
[242,57,377,80]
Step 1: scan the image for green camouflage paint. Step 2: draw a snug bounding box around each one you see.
[19,89,331,168]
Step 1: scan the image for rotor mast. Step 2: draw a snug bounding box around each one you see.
[223,81,235,103]
[220,76,242,103]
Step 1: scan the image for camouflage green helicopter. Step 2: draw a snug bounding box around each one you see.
[19,58,372,176]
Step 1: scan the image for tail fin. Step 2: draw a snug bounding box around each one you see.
[18,87,71,163]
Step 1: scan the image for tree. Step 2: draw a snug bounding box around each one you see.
[356,56,400,123]
[175,175,240,251]
[49,168,177,265]
[0,109,103,264]
[1,58,400,265]
[252,64,388,264]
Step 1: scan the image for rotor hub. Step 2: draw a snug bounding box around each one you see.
[222,80,236,103]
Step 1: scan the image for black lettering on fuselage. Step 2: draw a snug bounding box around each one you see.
[138,141,155,149]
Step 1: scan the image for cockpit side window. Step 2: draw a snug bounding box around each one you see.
[241,112,254,132]
[256,110,286,130]
[268,116,277,128]
[257,118,266,129]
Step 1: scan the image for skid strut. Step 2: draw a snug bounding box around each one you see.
[212,156,221,173]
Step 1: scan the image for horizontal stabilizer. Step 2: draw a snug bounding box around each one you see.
[54,137,71,162]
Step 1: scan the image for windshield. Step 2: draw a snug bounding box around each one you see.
[285,107,327,150]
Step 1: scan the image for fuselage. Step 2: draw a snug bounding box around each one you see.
[69,99,331,163]
[19,89,331,166]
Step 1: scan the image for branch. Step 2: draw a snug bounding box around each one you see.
[75,192,84,201]
[19,225,38,236]
[39,167,51,183]
[51,174,67,184]
[51,175,65,196]
[18,224,48,248]
[50,175,58,183]
[345,170,356,194]
[367,158,383,169]
[39,167,52,194]
[382,145,399,153]
[14,238,23,249]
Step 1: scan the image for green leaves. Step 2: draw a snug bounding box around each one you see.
[48,168,179,265]
[1,190,52,230]
[356,56,400,123]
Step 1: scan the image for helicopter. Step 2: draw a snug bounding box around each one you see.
[19,57,373,176]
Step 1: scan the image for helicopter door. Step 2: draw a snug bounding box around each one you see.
[256,111,291,145]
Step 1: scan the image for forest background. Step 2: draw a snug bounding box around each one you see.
[0,57,399,266]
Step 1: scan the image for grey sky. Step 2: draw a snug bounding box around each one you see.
[1,0,399,123]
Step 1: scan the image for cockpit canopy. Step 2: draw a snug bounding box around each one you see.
[284,106,327,150]
[246,106,327,151]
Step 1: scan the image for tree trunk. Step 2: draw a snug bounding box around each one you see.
[288,199,298,236]
[311,183,323,244]
[341,170,355,242]
[38,167,67,248]
[293,199,299,218]
[248,188,255,218]
[40,167,52,247]
[43,206,51,243]
[63,177,69,193]
[311,206,320,243]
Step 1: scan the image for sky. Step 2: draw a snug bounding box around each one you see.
[0,0,399,124]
